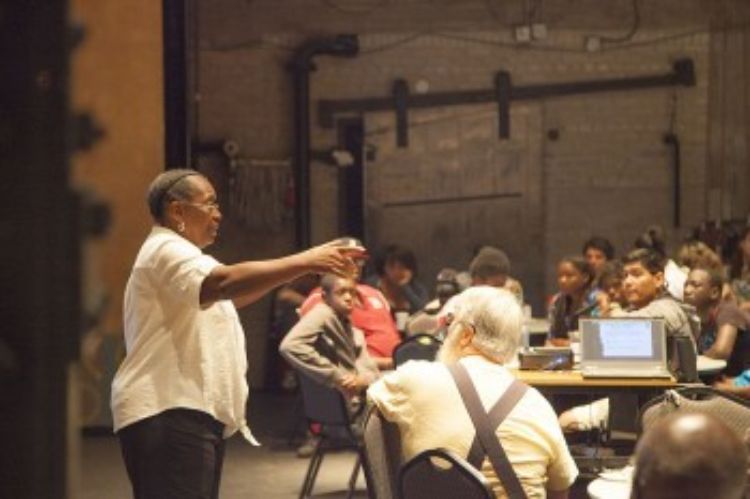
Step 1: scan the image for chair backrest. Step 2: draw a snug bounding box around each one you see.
[639,386,750,440]
[393,334,442,368]
[296,369,351,427]
[399,448,495,499]
[362,406,403,499]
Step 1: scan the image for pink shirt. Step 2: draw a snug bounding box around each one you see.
[300,284,401,358]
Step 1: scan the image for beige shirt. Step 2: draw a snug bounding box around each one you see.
[279,302,380,389]
[368,356,577,498]
[111,227,254,442]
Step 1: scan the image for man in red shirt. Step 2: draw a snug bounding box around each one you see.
[299,239,400,370]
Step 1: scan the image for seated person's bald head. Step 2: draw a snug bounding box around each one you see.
[632,412,748,499]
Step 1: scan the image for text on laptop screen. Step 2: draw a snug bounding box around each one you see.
[582,319,665,362]
[600,321,652,357]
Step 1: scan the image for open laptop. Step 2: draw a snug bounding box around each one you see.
[579,318,672,378]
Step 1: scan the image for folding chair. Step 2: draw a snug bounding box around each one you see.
[392,334,442,368]
[362,406,403,499]
[295,370,364,499]
[639,385,750,439]
[399,448,494,499]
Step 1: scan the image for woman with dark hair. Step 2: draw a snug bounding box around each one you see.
[111,169,359,499]
[582,235,615,276]
[369,244,428,319]
[548,256,600,346]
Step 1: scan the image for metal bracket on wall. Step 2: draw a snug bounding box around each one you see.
[318,58,695,147]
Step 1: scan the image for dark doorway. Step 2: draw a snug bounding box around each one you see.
[337,118,366,241]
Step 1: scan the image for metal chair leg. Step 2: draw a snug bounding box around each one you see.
[358,447,377,499]
[299,441,325,499]
[346,452,362,499]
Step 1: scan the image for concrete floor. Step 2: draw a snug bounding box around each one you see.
[80,391,366,499]
[79,391,592,499]
[81,435,366,499]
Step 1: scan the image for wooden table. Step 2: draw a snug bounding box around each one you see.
[510,369,681,436]
[510,369,677,395]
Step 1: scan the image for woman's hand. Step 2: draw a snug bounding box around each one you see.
[301,240,364,277]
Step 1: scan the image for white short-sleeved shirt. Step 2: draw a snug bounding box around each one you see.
[111,226,254,441]
[664,259,688,301]
[368,356,578,498]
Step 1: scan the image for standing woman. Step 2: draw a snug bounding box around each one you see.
[548,256,600,346]
[111,169,357,499]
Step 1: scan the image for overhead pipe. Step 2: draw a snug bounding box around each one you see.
[290,34,359,248]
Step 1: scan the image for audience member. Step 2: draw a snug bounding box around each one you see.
[714,369,750,398]
[300,238,400,370]
[404,267,460,335]
[281,274,380,457]
[684,267,750,376]
[559,249,699,431]
[368,287,578,499]
[438,246,525,333]
[548,256,600,346]
[676,240,723,272]
[729,227,750,312]
[582,236,615,277]
[280,274,380,398]
[369,244,429,318]
[631,412,748,499]
[469,246,524,300]
[613,249,698,340]
[267,274,320,391]
[596,260,627,315]
[634,225,687,300]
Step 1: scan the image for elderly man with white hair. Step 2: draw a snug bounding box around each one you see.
[368,286,578,499]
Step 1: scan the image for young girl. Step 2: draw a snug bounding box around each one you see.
[596,260,628,316]
[369,244,428,317]
[548,256,600,346]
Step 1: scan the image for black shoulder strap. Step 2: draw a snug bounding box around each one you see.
[448,363,528,499]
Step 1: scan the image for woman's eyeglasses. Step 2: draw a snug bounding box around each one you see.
[183,200,220,212]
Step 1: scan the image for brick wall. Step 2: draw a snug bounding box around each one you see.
[195,0,749,385]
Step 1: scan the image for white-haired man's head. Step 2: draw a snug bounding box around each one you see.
[437,286,522,365]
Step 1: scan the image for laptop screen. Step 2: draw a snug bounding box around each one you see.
[580,318,666,364]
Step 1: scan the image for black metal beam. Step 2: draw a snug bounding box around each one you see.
[290,35,359,248]
[664,132,681,228]
[383,191,522,209]
[318,58,695,129]
[163,0,189,168]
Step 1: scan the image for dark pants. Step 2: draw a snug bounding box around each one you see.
[118,408,226,499]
